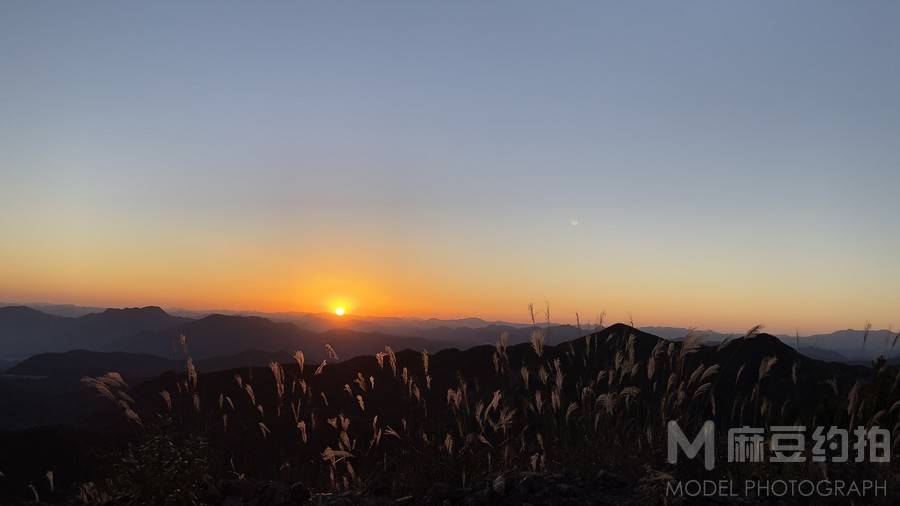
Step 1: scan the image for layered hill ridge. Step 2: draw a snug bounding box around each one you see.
[0,307,452,362]
[6,322,866,434]
[0,305,190,358]
[3,304,897,364]
[4,322,890,502]
[113,314,453,361]
[139,322,867,435]
[89,321,878,505]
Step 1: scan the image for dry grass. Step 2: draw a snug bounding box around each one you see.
[71,315,900,502]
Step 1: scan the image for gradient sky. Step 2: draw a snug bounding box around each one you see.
[2,2,899,334]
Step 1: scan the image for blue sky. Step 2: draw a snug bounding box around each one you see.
[1,2,899,333]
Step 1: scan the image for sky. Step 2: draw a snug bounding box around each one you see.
[1,2,899,334]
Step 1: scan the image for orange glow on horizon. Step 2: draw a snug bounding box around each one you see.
[1,240,894,335]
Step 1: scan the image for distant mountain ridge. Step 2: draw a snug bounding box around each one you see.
[4,348,305,382]
[0,306,458,363]
[173,310,535,335]
[0,303,107,318]
[636,325,897,362]
[2,304,897,364]
[4,349,178,380]
[110,313,458,360]
[0,305,189,359]
[637,326,737,342]
[4,302,536,332]
[795,328,900,361]
[0,321,876,431]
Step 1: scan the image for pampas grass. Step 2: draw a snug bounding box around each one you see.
[82,372,143,426]
[758,356,778,381]
[531,327,544,358]
[69,311,900,502]
[293,350,305,375]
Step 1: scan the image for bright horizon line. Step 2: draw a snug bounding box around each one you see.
[2,297,890,338]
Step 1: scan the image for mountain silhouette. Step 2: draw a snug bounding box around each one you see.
[0,306,68,357]
[133,323,866,438]
[0,321,884,502]
[110,314,451,361]
[110,314,318,359]
[0,306,190,359]
[5,349,177,380]
[414,324,585,348]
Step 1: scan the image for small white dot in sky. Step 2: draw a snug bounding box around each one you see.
[571,219,579,226]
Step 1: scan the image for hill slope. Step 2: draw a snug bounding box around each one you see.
[113,314,455,360]
[0,306,191,359]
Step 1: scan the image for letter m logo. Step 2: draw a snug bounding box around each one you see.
[667,420,715,470]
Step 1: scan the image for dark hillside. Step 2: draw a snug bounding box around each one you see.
[3,323,893,504]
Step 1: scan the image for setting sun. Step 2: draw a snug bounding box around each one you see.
[334,307,346,316]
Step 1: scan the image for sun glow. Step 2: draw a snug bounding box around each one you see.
[334,307,346,316]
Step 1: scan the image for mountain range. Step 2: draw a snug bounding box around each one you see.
[0,302,894,431]
[2,304,897,367]
[0,315,893,501]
